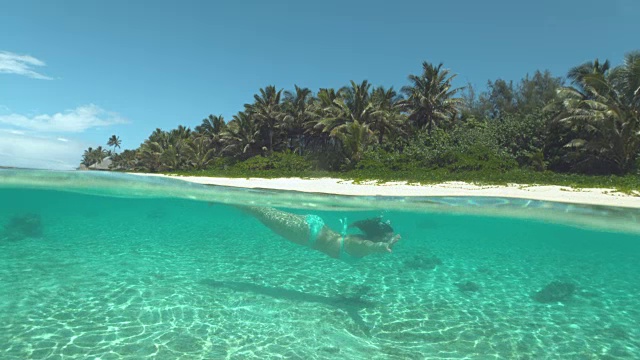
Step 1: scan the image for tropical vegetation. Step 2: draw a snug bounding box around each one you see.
[81,51,640,189]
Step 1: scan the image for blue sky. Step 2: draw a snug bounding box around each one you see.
[0,0,638,169]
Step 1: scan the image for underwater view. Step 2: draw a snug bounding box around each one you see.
[1,170,639,359]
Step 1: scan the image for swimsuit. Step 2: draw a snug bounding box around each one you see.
[338,217,360,263]
[305,215,324,247]
[338,235,359,263]
[305,215,360,263]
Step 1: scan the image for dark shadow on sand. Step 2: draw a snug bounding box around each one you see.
[200,279,375,336]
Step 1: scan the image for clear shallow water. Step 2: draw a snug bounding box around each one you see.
[1,170,639,359]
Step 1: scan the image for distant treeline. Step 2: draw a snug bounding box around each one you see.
[82,50,640,179]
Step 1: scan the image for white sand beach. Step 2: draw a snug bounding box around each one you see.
[134,174,640,209]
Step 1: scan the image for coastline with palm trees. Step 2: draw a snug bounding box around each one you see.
[81,52,640,199]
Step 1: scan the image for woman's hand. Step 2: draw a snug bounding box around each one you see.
[381,234,401,253]
[365,234,401,254]
[344,233,402,258]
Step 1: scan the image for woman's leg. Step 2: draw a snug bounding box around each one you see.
[238,206,312,246]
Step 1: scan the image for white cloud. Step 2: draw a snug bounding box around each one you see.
[0,51,52,80]
[0,104,128,133]
[0,129,85,170]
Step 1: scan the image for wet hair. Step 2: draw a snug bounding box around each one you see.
[349,216,394,243]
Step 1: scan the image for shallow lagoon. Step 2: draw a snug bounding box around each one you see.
[1,170,639,359]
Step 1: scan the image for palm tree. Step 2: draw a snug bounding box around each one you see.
[554,51,640,174]
[91,146,108,166]
[335,120,374,166]
[221,111,261,158]
[283,85,314,155]
[195,115,227,150]
[306,81,383,167]
[567,59,611,88]
[610,52,640,114]
[308,88,340,136]
[369,86,406,143]
[313,81,374,138]
[148,128,168,145]
[302,88,338,155]
[170,125,192,143]
[138,140,164,172]
[107,135,121,154]
[110,149,137,170]
[81,146,110,168]
[193,115,227,157]
[248,85,284,154]
[340,80,374,124]
[81,147,95,167]
[315,87,340,108]
[315,100,352,139]
[184,136,217,170]
[136,127,192,171]
[400,62,463,133]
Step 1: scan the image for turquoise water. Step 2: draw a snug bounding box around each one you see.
[1,171,639,359]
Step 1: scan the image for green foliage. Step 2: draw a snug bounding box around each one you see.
[306,147,346,172]
[355,122,519,179]
[110,149,138,170]
[282,85,314,155]
[248,85,284,153]
[478,78,517,119]
[233,152,314,173]
[346,167,640,194]
[445,145,518,172]
[485,111,550,168]
[221,111,260,159]
[356,149,415,172]
[551,51,640,174]
[516,70,564,114]
[81,146,109,167]
[107,135,122,153]
[195,115,227,154]
[469,70,563,119]
[400,62,463,132]
[81,50,640,192]
[169,154,640,194]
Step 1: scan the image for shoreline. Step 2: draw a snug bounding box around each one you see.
[132,173,640,209]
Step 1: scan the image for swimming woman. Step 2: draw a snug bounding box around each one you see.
[238,206,401,261]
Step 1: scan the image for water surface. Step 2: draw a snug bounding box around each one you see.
[1,170,639,359]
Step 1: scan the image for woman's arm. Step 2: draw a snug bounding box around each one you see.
[342,234,401,258]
